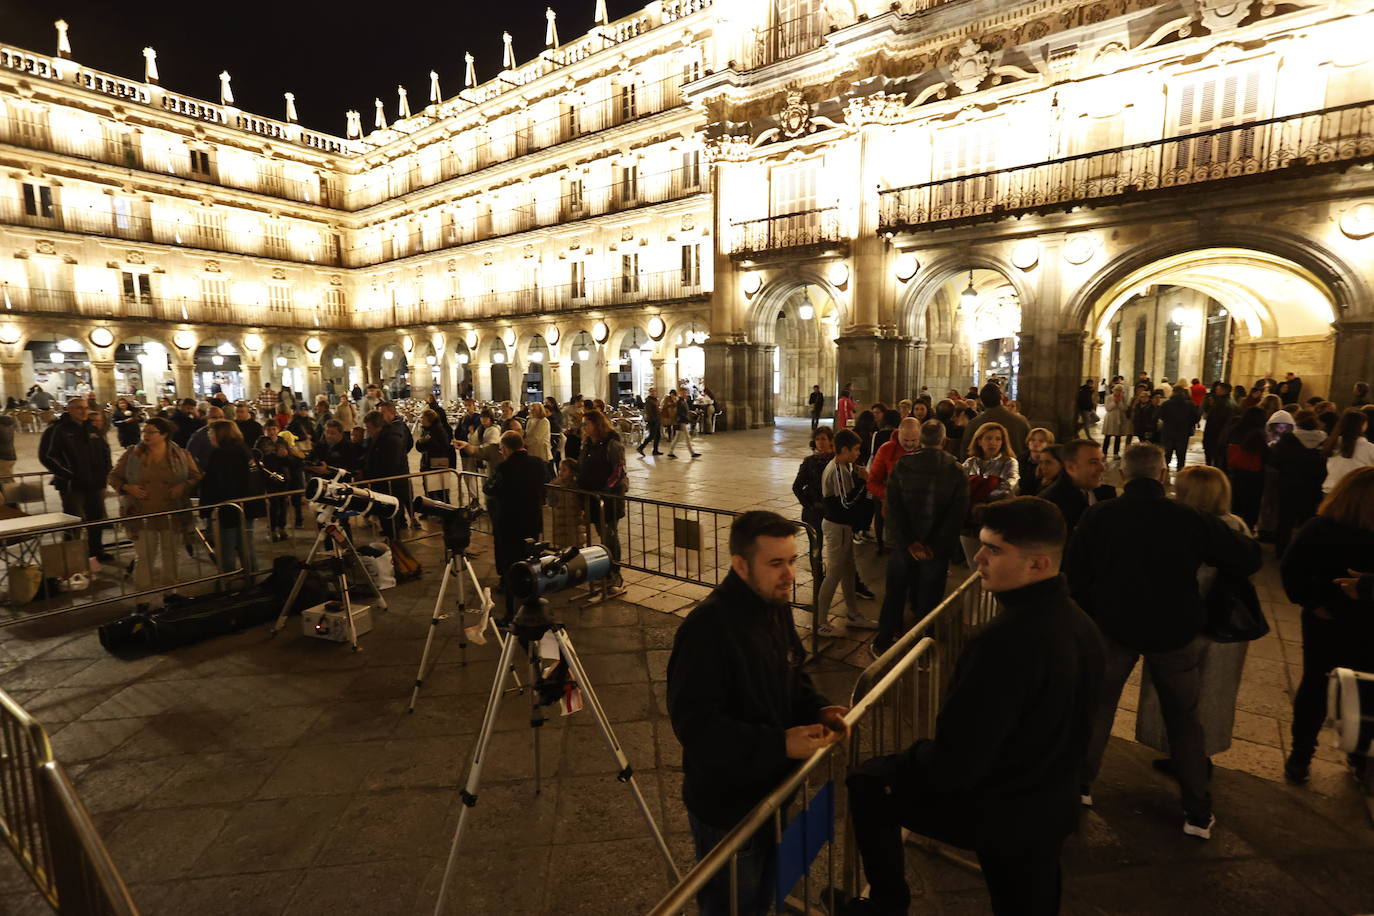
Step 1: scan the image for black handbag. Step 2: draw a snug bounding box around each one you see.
[846,494,875,532]
[1203,572,1269,642]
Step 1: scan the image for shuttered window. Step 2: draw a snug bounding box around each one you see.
[1172,70,1262,170]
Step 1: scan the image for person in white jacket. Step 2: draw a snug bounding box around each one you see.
[525,401,553,469]
[1321,408,1374,493]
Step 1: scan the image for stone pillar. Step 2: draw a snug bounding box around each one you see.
[651,357,667,396]
[307,365,324,401]
[1331,319,1374,408]
[911,338,928,399]
[546,361,564,404]
[751,344,775,428]
[244,363,262,397]
[173,361,195,397]
[412,363,433,398]
[475,361,492,401]
[704,338,752,430]
[835,335,884,406]
[1,360,25,403]
[90,360,117,404]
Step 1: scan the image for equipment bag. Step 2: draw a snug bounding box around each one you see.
[359,549,396,590]
[99,589,279,654]
[388,538,422,581]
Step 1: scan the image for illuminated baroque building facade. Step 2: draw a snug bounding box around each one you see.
[2,0,1373,434]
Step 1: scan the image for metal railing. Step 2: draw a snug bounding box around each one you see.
[878,99,1374,232]
[0,688,139,914]
[745,13,827,70]
[647,573,1000,914]
[0,283,345,329]
[729,207,844,259]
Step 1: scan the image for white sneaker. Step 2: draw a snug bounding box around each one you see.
[845,615,879,630]
[1182,815,1215,840]
[1079,789,1094,807]
[851,533,868,545]
[815,622,849,638]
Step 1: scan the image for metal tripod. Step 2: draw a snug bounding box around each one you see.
[407,550,508,712]
[269,509,388,651]
[432,603,681,914]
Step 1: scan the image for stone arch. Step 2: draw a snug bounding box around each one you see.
[744,268,848,345]
[895,250,1037,340]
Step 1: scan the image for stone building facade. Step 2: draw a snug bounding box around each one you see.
[2,0,1372,435]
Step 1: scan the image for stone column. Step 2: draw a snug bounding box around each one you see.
[545,361,564,404]
[1,360,25,403]
[910,338,928,398]
[475,361,492,400]
[1331,319,1374,408]
[306,365,324,401]
[651,357,667,396]
[173,361,195,397]
[90,360,117,404]
[412,363,433,398]
[835,335,884,405]
[244,363,262,397]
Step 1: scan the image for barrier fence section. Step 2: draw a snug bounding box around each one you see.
[453,470,825,652]
[0,688,139,914]
[646,573,1000,915]
[0,469,458,628]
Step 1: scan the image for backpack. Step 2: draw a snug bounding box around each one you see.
[388,537,423,581]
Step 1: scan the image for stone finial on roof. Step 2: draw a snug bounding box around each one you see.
[284,92,298,123]
[54,20,71,58]
[143,47,159,84]
[219,70,234,106]
[398,85,411,120]
[464,52,476,89]
[502,31,516,70]
[374,98,387,130]
[545,8,559,49]
[595,0,609,27]
[429,70,441,105]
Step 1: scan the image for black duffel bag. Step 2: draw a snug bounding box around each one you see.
[99,589,279,654]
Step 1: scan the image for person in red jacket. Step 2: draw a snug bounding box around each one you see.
[1190,378,1207,408]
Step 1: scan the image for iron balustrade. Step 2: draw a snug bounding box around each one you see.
[344,163,708,268]
[745,13,828,70]
[647,573,1000,914]
[0,283,348,329]
[878,100,1374,232]
[730,207,845,259]
[0,689,139,914]
[357,266,710,329]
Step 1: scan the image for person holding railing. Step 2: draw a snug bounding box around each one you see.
[40,397,114,563]
[108,416,203,591]
[840,498,1105,916]
[668,510,849,916]
[198,419,265,583]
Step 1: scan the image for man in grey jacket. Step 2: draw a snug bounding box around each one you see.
[961,383,1030,461]
[874,420,968,655]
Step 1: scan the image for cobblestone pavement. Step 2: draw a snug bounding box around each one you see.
[1,420,1371,914]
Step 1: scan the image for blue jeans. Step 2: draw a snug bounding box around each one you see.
[875,549,950,650]
[216,519,257,579]
[688,811,776,916]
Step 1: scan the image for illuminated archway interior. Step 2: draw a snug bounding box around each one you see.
[1087,248,1337,396]
[918,268,1020,399]
[769,283,839,416]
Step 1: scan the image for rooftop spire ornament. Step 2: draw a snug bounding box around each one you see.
[429,70,441,105]
[142,47,159,84]
[54,19,71,58]
[374,98,387,130]
[545,8,559,48]
[284,92,298,123]
[464,52,476,89]
[595,0,609,27]
[502,32,515,70]
[218,70,234,106]
[345,109,361,139]
[397,85,411,119]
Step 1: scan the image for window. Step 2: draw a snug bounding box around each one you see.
[268,283,293,315]
[566,178,584,217]
[934,123,998,210]
[682,57,702,85]
[122,271,151,303]
[563,103,581,140]
[681,150,701,189]
[265,220,290,258]
[770,163,816,215]
[195,208,224,248]
[261,161,284,196]
[681,243,701,286]
[621,253,640,294]
[1172,70,1262,170]
[325,288,346,315]
[201,277,229,316]
[112,197,132,230]
[619,82,638,123]
[570,261,586,298]
[619,165,639,205]
[317,175,334,206]
[189,148,213,177]
[22,183,54,219]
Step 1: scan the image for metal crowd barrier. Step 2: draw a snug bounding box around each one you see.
[0,688,139,914]
[453,470,826,653]
[646,573,999,915]
[0,468,460,629]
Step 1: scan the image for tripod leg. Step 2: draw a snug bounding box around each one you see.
[433,627,523,916]
[409,556,456,712]
[270,528,327,636]
[338,530,388,611]
[554,630,682,881]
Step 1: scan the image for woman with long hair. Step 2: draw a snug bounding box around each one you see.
[1137,466,1254,771]
[576,409,627,593]
[1280,466,1374,783]
[1020,427,1056,497]
[1101,384,1132,456]
[416,408,454,503]
[1225,407,1268,527]
[524,401,553,472]
[108,416,203,591]
[958,422,1019,565]
[1319,408,1374,494]
[199,419,266,581]
[112,396,144,448]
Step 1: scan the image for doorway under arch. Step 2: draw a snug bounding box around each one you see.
[748,281,842,417]
[566,330,596,400]
[900,266,1021,401]
[1082,248,1338,399]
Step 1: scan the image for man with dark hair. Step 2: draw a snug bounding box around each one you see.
[287,402,318,446]
[170,397,204,447]
[1075,378,1099,438]
[1038,439,1114,533]
[669,510,848,916]
[1157,386,1200,471]
[841,497,1105,916]
[1067,442,1261,839]
[636,386,662,456]
[234,403,264,446]
[809,384,825,431]
[39,397,113,561]
[485,430,545,618]
[1201,382,1237,468]
[960,383,1030,460]
[305,419,358,477]
[378,400,417,526]
[873,420,967,656]
[362,410,406,538]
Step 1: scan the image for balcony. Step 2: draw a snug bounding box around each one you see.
[743,13,827,70]
[878,100,1374,233]
[729,208,845,261]
[356,267,709,329]
[0,285,335,329]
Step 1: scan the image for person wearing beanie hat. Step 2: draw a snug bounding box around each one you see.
[959,382,1031,463]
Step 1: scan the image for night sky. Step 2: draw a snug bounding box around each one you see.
[1,0,646,134]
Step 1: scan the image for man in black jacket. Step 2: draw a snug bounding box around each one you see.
[1157,387,1200,471]
[1066,443,1261,838]
[1075,378,1098,437]
[841,497,1105,916]
[636,388,661,456]
[379,401,417,527]
[362,410,407,538]
[484,430,545,619]
[1038,439,1114,534]
[39,398,112,561]
[668,511,847,916]
[170,398,204,448]
[808,385,824,431]
[1201,382,1237,468]
[305,420,359,477]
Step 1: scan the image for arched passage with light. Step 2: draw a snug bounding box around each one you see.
[747,278,843,417]
[1083,248,1339,397]
[899,265,1022,400]
[194,339,243,400]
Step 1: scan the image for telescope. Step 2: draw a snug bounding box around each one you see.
[412,495,484,553]
[507,544,612,603]
[304,472,400,520]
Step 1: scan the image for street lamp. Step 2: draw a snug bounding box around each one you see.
[960,270,978,311]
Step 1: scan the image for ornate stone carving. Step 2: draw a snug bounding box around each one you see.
[821,0,858,30]
[844,91,908,126]
[950,38,993,94]
[271,267,287,280]
[204,259,220,272]
[778,89,814,139]
[1198,0,1255,32]
[681,215,695,231]
[35,240,56,255]
[703,134,753,162]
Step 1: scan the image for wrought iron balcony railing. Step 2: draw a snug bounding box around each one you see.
[878,100,1374,232]
[744,13,827,70]
[0,284,348,329]
[729,207,845,260]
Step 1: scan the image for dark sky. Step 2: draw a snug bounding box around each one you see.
[1,0,645,134]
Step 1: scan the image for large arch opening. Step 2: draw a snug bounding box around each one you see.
[749,280,841,417]
[27,337,91,402]
[566,330,595,400]
[322,342,364,397]
[486,336,512,403]
[520,333,551,405]
[1084,248,1338,399]
[610,325,652,406]
[900,266,1021,400]
[114,337,172,400]
[194,339,243,400]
